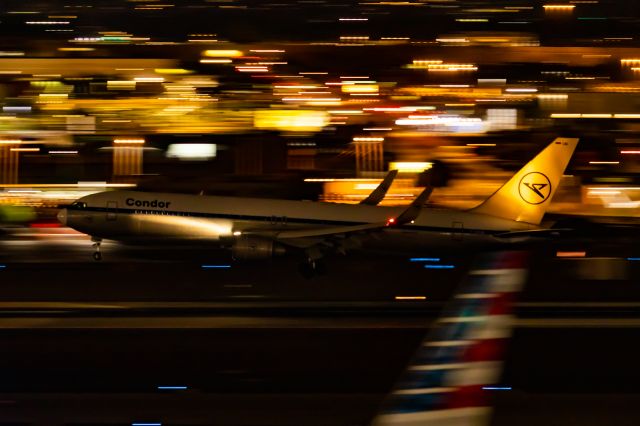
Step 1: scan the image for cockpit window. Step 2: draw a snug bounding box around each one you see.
[71,202,87,209]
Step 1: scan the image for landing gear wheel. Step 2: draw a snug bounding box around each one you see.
[298,259,326,279]
[91,237,103,261]
[299,262,316,279]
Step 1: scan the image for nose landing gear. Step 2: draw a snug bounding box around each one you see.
[92,237,102,261]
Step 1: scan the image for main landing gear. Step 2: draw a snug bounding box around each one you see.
[92,237,102,261]
[299,260,326,279]
[298,251,327,279]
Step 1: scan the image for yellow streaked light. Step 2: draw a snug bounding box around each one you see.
[134,77,164,82]
[107,80,136,90]
[353,137,384,142]
[389,162,433,173]
[342,84,379,94]
[550,113,581,118]
[203,49,243,58]
[58,47,95,51]
[113,138,145,144]
[543,4,576,10]
[10,147,40,152]
[582,113,612,118]
[200,59,232,64]
[254,109,329,132]
[412,60,443,68]
[154,68,192,74]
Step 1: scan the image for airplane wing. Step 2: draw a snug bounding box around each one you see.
[360,170,399,206]
[240,185,433,257]
[371,251,529,426]
[275,184,433,240]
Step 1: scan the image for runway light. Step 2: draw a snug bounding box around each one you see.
[425,264,455,269]
[202,265,232,269]
[556,251,586,257]
[395,296,427,300]
[410,258,441,262]
[157,386,187,390]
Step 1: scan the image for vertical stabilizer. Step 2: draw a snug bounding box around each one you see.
[470,138,578,225]
[372,251,528,426]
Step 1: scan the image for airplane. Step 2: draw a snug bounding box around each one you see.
[57,138,578,273]
[370,250,528,426]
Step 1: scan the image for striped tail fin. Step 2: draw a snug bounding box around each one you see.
[371,251,528,426]
[470,138,578,225]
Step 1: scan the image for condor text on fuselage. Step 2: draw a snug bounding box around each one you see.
[126,198,172,209]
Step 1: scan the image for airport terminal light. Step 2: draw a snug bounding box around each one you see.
[353,136,384,176]
[254,110,329,132]
[0,141,20,184]
[166,144,217,160]
[113,138,145,181]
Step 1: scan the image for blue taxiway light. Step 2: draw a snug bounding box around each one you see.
[410,258,441,262]
[201,265,231,269]
[132,423,162,426]
[482,386,512,391]
[0,265,6,269]
[627,258,640,261]
[424,264,455,269]
[157,386,188,390]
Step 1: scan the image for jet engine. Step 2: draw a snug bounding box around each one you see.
[231,236,286,260]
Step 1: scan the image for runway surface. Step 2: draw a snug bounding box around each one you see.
[2,227,640,425]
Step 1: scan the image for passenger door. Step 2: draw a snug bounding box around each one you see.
[452,221,464,241]
[106,201,118,221]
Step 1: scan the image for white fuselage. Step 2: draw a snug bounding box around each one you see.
[59,190,536,250]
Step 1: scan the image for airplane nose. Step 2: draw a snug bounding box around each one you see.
[57,208,67,226]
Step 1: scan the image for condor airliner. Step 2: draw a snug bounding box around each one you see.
[57,138,578,269]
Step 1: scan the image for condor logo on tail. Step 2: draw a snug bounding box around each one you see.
[518,172,551,205]
[469,137,578,225]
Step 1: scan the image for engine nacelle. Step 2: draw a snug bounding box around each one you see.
[231,236,286,260]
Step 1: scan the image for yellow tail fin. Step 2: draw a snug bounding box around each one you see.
[470,137,578,225]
